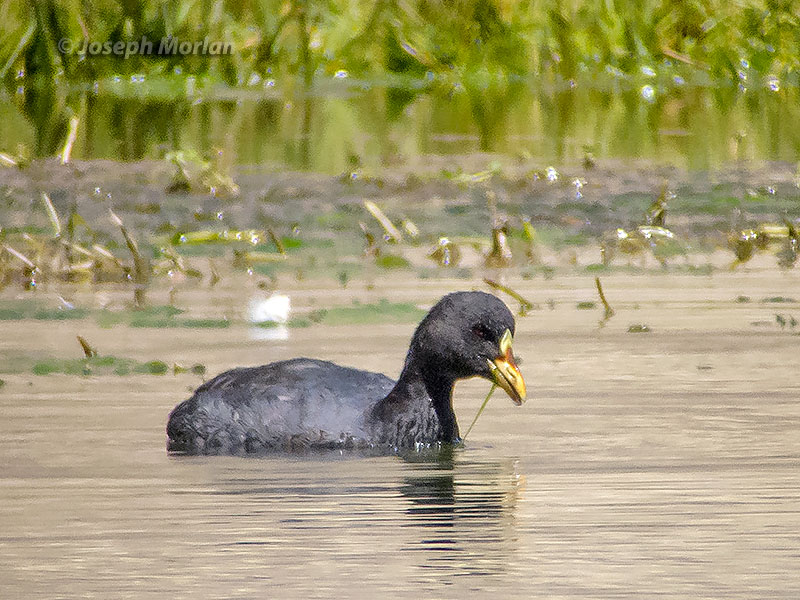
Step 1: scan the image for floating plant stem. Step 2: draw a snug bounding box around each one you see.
[359,222,379,257]
[267,229,286,255]
[363,200,402,243]
[77,335,97,358]
[484,278,536,316]
[461,384,497,444]
[208,259,221,287]
[595,277,615,320]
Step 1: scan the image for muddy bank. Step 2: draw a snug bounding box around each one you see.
[1,156,798,301]
[3,156,799,237]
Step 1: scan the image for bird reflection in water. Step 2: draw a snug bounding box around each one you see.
[399,447,525,578]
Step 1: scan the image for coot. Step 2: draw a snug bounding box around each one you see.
[166,291,526,454]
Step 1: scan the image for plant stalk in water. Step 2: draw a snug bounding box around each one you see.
[460,384,497,444]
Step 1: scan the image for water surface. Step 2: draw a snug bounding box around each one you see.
[1,273,799,598]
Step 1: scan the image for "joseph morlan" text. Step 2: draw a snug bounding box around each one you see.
[70,36,233,58]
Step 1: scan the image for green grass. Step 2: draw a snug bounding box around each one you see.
[5,0,798,99]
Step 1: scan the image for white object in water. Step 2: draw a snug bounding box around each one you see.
[248,293,291,324]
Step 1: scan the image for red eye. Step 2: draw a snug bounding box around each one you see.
[472,325,489,339]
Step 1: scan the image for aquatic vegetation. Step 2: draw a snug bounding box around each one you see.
[94,305,230,329]
[153,246,204,281]
[77,336,97,358]
[484,220,514,268]
[109,210,150,307]
[316,300,426,326]
[427,237,462,267]
[363,200,403,244]
[59,116,79,165]
[483,279,537,316]
[358,202,417,269]
[172,363,207,376]
[0,146,30,169]
[4,0,799,90]
[131,317,231,329]
[0,300,87,321]
[30,355,171,376]
[374,254,411,269]
[4,0,799,178]
[728,221,799,269]
[601,186,685,266]
[165,150,239,198]
[521,221,540,265]
[460,384,498,444]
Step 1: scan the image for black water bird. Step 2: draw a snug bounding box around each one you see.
[166,291,526,454]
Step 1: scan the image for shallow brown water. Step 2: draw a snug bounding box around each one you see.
[1,272,799,598]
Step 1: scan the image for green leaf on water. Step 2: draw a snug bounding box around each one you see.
[136,360,169,375]
[375,254,411,269]
[190,364,206,375]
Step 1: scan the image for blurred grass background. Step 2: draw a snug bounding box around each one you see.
[1,1,799,170]
[3,0,798,89]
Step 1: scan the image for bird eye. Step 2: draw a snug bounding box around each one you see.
[472,324,491,340]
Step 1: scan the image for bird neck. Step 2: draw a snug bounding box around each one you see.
[389,355,461,444]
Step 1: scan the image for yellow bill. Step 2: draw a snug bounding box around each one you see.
[488,329,526,405]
